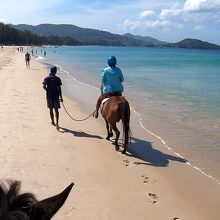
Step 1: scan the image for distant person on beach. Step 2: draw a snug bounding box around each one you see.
[93,56,124,118]
[43,67,63,131]
[44,51,47,57]
[25,52,31,68]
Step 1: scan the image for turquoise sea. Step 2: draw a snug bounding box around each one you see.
[34,46,220,182]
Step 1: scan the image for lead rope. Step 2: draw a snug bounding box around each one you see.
[61,102,96,122]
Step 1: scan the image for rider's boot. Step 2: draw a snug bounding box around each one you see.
[93,110,99,118]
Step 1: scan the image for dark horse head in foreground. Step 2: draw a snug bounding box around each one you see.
[0,180,74,220]
[101,96,130,154]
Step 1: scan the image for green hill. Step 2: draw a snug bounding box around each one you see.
[0,22,80,45]
[4,23,220,49]
[13,24,148,46]
[170,38,220,50]
[123,33,169,46]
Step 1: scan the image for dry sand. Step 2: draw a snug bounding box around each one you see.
[0,47,220,220]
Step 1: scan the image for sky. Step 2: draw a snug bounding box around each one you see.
[0,0,220,44]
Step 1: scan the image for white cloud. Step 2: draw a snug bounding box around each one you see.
[123,19,140,31]
[139,10,156,19]
[151,20,172,30]
[160,8,183,20]
[122,2,185,32]
[184,0,220,12]
[123,17,183,32]
[160,2,183,20]
[158,0,220,24]
[150,20,183,30]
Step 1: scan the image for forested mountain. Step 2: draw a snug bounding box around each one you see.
[123,33,169,45]
[13,24,220,49]
[0,22,80,45]
[124,33,220,50]
[170,38,220,50]
[1,22,220,49]
[12,24,149,46]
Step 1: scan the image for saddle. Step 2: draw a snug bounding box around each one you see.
[100,98,110,113]
[100,93,122,113]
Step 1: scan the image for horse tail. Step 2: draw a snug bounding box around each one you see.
[119,101,131,145]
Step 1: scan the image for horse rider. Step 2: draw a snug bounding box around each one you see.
[93,56,124,118]
[43,66,63,131]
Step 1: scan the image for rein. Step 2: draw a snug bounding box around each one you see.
[62,102,95,122]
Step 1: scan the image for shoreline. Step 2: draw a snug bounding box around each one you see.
[35,50,220,185]
[1,47,220,219]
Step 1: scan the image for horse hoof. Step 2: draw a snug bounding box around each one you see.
[115,144,120,151]
[109,133,113,137]
[106,137,110,140]
[121,149,126,154]
[56,124,60,131]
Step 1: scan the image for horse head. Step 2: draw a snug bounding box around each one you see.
[0,180,74,220]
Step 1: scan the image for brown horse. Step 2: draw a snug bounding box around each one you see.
[101,96,130,154]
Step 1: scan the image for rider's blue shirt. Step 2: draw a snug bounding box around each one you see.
[101,66,124,94]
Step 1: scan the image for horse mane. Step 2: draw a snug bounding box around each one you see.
[0,180,45,220]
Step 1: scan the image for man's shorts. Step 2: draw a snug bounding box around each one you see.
[47,99,60,109]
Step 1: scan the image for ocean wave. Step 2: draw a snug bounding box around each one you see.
[35,56,45,60]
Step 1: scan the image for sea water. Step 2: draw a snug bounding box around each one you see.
[35,46,220,182]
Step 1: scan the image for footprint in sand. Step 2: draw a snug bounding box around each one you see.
[65,168,70,172]
[147,192,159,205]
[64,205,75,217]
[141,175,158,184]
[141,175,149,184]
[122,159,130,166]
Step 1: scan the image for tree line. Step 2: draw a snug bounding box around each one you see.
[0,22,81,46]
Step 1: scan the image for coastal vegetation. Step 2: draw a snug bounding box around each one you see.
[0,22,80,46]
[1,22,220,50]
[123,33,169,45]
[12,24,146,46]
[168,38,220,50]
[124,33,220,50]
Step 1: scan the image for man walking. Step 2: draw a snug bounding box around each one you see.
[43,67,63,131]
[25,51,31,68]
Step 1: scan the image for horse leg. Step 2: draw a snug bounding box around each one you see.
[119,105,130,154]
[122,144,128,154]
[111,123,120,151]
[105,120,112,140]
[109,127,113,138]
[105,119,110,140]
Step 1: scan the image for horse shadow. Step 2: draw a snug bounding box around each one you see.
[120,137,187,167]
[60,127,103,139]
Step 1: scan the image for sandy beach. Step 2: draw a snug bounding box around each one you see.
[0,47,220,220]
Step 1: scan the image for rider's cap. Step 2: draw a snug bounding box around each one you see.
[107,56,117,67]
